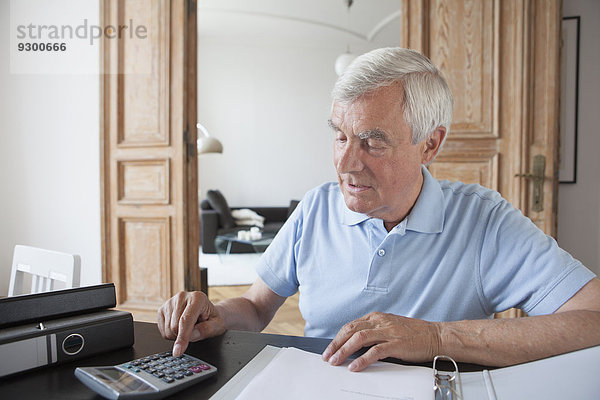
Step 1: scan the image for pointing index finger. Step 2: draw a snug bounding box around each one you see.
[172,301,203,357]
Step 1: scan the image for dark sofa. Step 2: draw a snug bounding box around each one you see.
[200,190,298,254]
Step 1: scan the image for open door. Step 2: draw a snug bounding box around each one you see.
[403,0,561,317]
[101,0,202,321]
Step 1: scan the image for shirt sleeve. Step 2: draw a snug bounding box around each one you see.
[478,200,596,315]
[254,200,303,298]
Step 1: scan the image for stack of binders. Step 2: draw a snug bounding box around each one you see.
[0,283,133,378]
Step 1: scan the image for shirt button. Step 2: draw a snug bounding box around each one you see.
[377,249,386,257]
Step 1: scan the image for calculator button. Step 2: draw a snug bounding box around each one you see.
[174,374,184,380]
[183,371,193,377]
[162,377,175,384]
[190,364,210,373]
[152,372,165,378]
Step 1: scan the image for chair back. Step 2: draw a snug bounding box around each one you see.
[8,245,81,296]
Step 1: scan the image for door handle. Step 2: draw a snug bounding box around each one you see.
[515,154,546,212]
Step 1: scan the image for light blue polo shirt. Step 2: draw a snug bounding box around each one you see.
[255,166,595,338]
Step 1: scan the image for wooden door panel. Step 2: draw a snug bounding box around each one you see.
[119,217,171,308]
[102,0,201,321]
[118,159,170,205]
[429,154,498,189]
[119,0,169,147]
[429,0,496,137]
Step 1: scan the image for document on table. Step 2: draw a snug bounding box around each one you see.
[210,344,600,400]
[233,347,433,400]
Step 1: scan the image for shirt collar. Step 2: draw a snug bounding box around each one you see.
[341,165,445,233]
[405,165,444,233]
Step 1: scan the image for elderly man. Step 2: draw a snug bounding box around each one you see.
[158,47,600,371]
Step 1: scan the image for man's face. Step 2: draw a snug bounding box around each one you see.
[330,83,428,227]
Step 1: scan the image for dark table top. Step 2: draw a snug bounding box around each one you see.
[1,321,486,399]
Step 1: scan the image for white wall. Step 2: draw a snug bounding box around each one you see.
[0,0,102,295]
[196,1,402,206]
[557,0,600,277]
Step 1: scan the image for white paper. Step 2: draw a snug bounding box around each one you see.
[234,347,434,400]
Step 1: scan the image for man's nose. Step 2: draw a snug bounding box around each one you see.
[336,142,364,174]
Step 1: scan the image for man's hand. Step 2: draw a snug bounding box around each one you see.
[321,312,442,372]
[157,291,226,357]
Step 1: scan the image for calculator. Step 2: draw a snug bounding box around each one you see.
[74,351,217,399]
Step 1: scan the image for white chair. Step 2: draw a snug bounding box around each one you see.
[8,245,81,296]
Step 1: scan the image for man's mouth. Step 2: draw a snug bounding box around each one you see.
[346,182,372,193]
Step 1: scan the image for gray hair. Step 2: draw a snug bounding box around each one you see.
[332,47,454,145]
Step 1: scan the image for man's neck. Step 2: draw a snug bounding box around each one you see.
[381,170,425,232]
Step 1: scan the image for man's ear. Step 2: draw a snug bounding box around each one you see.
[421,127,447,165]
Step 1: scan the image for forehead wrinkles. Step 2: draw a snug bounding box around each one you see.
[332,100,380,133]
[331,100,397,145]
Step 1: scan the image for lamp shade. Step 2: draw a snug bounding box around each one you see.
[197,137,223,154]
[196,122,223,154]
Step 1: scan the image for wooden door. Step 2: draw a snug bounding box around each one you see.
[101,0,202,321]
[402,0,561,317]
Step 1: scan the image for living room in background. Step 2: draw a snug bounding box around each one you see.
[196,0,403,208]
[194,1,404,286]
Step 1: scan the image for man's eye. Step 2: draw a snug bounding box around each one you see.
[365,139,385,150]
[335,134,347,143]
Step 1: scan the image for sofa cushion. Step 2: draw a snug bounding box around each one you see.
[264,221,284,234]
[206,190,236,229]
[200,199,211,210]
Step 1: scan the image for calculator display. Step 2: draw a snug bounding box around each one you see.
[93,367,157,393]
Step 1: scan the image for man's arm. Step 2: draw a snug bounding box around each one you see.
[323,278,600,371]
[157,278,285,357]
